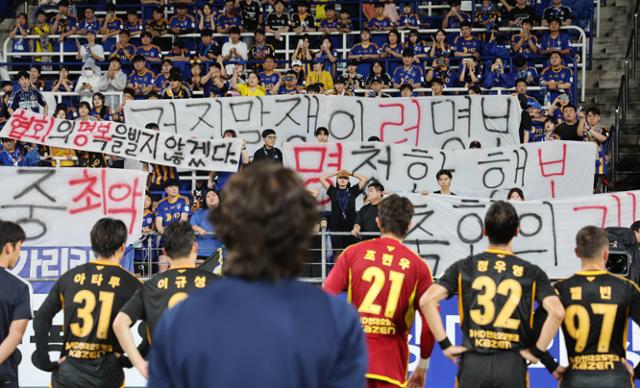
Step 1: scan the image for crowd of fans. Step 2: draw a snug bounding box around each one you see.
[0,0,607,273]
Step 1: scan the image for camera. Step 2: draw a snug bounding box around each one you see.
[606,227,640,282]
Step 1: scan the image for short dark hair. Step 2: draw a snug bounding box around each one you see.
[79,101,91,111]
[16,71,29,80]
[484,201,519,245]
[132,54,145,63]
[400,83,413,92]
[585,106,601,116]
[368,181,385,192]
[436,169,452,180]
[90,218,128,258]
[109,56,122,64]
[262,129,276,138]
[378,194,413,237]
[515,78,527,87]
[460,20,472,28]
[201,28,213,37]
[127,9,138,15]
[0,221,26,251]
[122,87,136,97]
[507,187,524,200]
[141,31,153,39]
[211,163,319,280]
[119,29,131,36]
[162,221,196,259]
[562,103,576,112]
[469,140,482,149]
[314,127,329,137]
[223,129,237,137]
[229,26,241,35]
[575,226,609,259]
[145,122,159,130]
[632,221,640,233]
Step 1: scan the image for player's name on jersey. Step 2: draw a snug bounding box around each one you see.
[2,109,243,171]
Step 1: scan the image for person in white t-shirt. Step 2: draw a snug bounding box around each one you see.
[221,26,248,74]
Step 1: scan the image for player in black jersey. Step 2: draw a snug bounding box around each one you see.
[33,218,141,388]
[113,221,217,379]
[420,201,565,388]
[551,226,640,388]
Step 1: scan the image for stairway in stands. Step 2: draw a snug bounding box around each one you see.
[587,0,640,190]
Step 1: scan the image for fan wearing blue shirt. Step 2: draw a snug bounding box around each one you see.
[399,3,421,28]
[10,13,30,63]
[259,55,281,92]
[148,162,367,388]
[155,179,191,235]
[505,55,540,88]
[136,31,162,65]
[540,51,573,103]
[0,221,32,388]
[123,9,143,38]
[348,28,380,79]
[128,55,156,96]
[453,21,483,58]
[539,17,571,56]
[392,49,424,89]
[217,0,243,33]
[50,0,78,41]
[169,4,196,35]
[78,7,101,34]
[0,138,40,167]
[190,190,224,259]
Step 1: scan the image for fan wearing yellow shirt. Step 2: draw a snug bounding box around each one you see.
[306,58,334,92]
[230,67,266,96]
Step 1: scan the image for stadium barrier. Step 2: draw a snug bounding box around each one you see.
[2,25,588,101]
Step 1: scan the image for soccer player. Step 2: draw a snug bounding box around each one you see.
[420,201,565,388]
[113,221,217,379]
[0,221,32,388]
[324,194,435,388]
[550,226,640,387]
[33,218,141,388]
[148,162,367,387]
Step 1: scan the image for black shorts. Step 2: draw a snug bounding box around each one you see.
[457,351,528,388]
[52,355,124,388]
[560,371,634,388]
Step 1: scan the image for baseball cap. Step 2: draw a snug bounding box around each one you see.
[291,59,303,67]
[337,170,350,179]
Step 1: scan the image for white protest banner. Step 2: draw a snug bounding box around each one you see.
[124,95,521,152]
[402,191,640,278]
[0,167,146,246]
[284,141,596,200]
[2,109,242,171]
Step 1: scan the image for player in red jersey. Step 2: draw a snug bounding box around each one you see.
[324,194,435,388]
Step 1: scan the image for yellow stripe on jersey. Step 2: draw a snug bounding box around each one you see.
[530,281,537,328]
[404,284,418,330]
[458,273,464,324]
[366,373,407,387]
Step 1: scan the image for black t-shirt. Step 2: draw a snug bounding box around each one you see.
[0,268,32,382]
[252,146,283,164]
[326,184,362,230]
[266,12,289,30]
[354,203,379,238]
[553,122,581,141]
[34,262,141,367]
[240,0,262,32]
[438,250,555,353]
[120,267,217,339]
[509,6,537,25]
[290,13,315,30]
[433,190,457,195]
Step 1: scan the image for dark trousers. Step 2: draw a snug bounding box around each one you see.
[52,355,124,388]
[560,370,634,388]
[457,351,528,388]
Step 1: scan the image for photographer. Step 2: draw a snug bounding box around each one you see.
[483,57,507,89]
[458,57,481,89]
[270,70,301,95]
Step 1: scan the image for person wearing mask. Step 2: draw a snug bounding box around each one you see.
[252,129,283,164]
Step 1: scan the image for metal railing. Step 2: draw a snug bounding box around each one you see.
[2,25,589,100]
[612,0,639,187]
